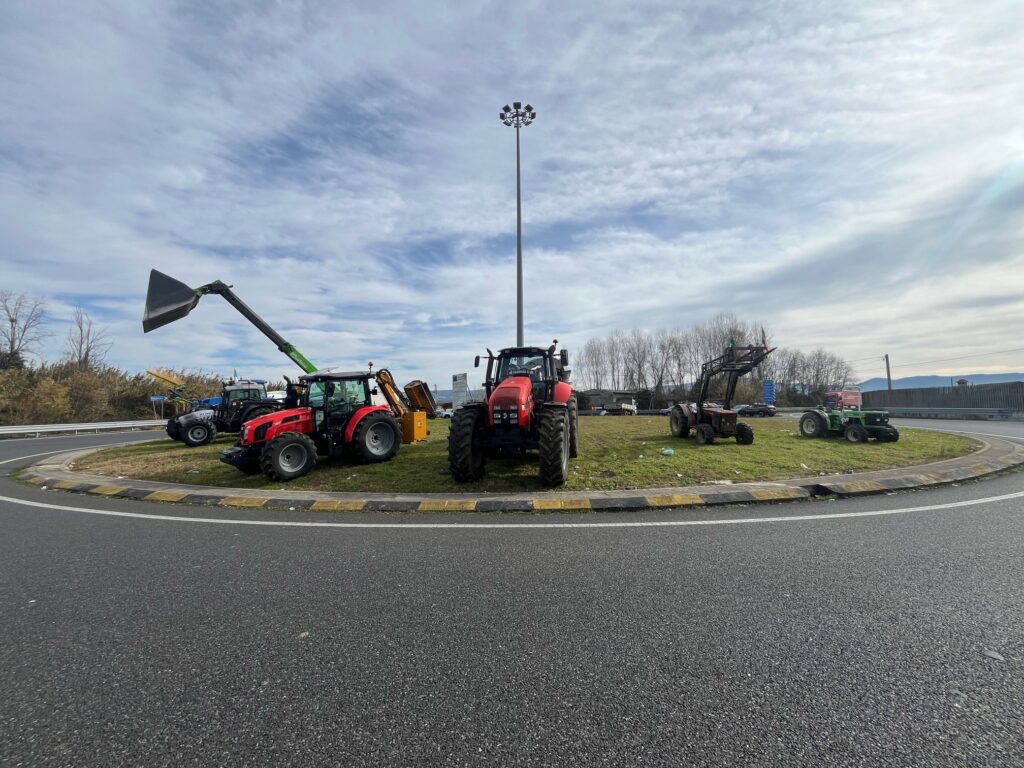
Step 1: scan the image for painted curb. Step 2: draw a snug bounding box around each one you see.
[18,433,1024,513]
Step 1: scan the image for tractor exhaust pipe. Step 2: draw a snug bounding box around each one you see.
[142,270,201,333]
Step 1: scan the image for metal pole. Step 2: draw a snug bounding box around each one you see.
[884,354,892,393]
[516,124,523,346]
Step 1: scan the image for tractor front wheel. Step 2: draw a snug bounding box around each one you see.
[844,424,869,443]
[669,406,690,438]
[351,412,401,463]
[261,432,317,481]
[182,419,216,447]
[695,424,715,445]
[736,423,754,445]
[567,395,579,458]
[538,408,569,486]
[448,406,487,482]
[799,412,826,438]
[166,418,182,441]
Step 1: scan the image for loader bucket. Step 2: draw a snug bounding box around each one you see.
[143,270,200,332]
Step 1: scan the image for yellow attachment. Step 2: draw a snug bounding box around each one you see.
[146,368,184,387]
[400,411,428,443]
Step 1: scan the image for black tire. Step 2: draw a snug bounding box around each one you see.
[736,423,754,445]
[166,418,182,441]
[448,406,487,482]
[844,423,869,443]
[351,411,401,464]
[695,423,715,445]
[669,406,690,438]
[538,407,569,487]
[799,412,826,438]
[567,395,579,459]
[261,432,317,481]
[182,419,216,447]
[887,427,900,443]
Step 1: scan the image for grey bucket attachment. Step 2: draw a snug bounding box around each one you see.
[142,270,200,333]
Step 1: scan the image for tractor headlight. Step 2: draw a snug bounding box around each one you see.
[241,425,250,441]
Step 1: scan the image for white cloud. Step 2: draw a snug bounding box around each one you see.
[1,0,1022,386]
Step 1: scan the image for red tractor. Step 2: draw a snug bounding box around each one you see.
[668,343,775,445]
[219,370,401,481]
[448,342,577,486]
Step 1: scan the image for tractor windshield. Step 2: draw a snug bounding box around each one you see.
[497,353,547,383]
[226,388,261,403]
[303,379,368,409]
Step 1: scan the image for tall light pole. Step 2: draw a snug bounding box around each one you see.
[500,101,536,346]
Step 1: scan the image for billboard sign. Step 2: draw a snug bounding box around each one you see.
[452,373,469,406]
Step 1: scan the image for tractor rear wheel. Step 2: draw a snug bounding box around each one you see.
[799,412,826,438]
[669,406,690,438]
[166,418,182,441]
[351,412,401,463]
[567,395,579,459]
[844,423,869,443]
[538,408,569,486]
[261,432,317,481]
[182,419,216,447]
[695,423,715,445]
[448,406,487,481]
[736,423,754,445]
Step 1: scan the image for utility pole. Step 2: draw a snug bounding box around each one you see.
[500,101,536,346]
[884,353,893,393]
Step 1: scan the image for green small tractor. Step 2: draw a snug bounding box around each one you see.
[799,391,899,443]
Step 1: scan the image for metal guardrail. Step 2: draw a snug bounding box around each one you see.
[0,419,165,437]
[881,407,1022,421]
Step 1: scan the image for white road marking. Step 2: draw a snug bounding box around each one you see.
[0,491,1021,530]
[0,441,145,466]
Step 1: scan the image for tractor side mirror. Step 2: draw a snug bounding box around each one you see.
[474,355,480,368]
[560,349,569,367]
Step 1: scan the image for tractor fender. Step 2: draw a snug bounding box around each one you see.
[176,409,215,428]
[344,405,394,444]
[553,381,573,404]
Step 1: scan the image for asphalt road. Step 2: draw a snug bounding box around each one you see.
[2,423,1023,767]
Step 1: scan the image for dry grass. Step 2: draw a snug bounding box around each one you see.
[75,415,976,494]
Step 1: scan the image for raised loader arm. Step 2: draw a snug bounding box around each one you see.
[142,269,317,374]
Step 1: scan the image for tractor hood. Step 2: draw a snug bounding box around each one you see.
[239,406,313,445]
[491,376,533,408]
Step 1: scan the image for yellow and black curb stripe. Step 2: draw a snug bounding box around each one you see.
[18,451,1023,513]
[20,471,811,511]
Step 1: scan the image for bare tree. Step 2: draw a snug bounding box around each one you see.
[65,306,112,370]
[0,291,49,368]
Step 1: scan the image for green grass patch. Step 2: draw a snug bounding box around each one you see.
[74,416,977,493]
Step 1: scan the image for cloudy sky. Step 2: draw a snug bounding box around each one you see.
[2,0,1022,387]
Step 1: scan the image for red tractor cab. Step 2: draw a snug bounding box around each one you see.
[219,370,401,481]
[448,342,577,486]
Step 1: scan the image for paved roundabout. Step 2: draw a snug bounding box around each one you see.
[2,420,1023,766]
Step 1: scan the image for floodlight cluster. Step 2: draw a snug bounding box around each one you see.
[499,101,536,128]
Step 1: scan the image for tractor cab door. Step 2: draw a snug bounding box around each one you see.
[322,379,372,452]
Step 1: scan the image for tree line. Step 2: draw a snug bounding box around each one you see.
[0,291,222,425]
[573,313,854,407]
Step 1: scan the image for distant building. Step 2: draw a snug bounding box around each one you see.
[583,388,639,413]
